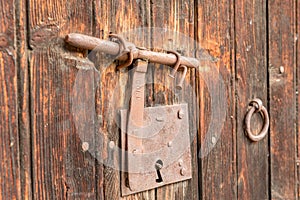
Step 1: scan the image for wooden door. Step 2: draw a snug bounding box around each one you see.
[0,0,299,199]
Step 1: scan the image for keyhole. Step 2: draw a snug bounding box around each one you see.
[155,159,164,183]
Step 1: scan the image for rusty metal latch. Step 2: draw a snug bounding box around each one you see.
[65,33,199,69]
[65,33,193,196]
[120,59,192,196]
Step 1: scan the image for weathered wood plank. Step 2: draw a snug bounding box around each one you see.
[28,0,93,48]
[269,0,297,199]
[298,0,300,197]
[151,0,198,199]
[16,0,32,198]
[0,50,21,200]
[94,0,153,199]
[0,0,21,199]
[28,0,98,199]
[235,1,269,199]
[196,0,236,199]
[30,52,98,199]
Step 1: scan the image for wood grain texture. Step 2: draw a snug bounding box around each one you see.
[0,0,21,199]
[298,0,300,197]
[28,0,99,199]
[30,52,98,199]
[235,1,269,199]
[0,50,21,200]
[268,0,297,199]
[16,0,32,198]
[151,0,198,199]
[196,0,236,199]
[1,0,300,199]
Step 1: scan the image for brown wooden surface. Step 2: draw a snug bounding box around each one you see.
[269,0,297,199]
[197,0,236,199]
[17,0,32,198]
[1,0,300,199]
[295,1,300,199]
[0,0,21,199]
[28,0,99,199]
[235,0,269,199]
[151,1,198,200]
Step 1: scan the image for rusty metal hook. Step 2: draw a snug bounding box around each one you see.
[244,98,269,142]
[117,51,134,69]
[176,65,187,90]
[109,33,134,69]
[109,33,129,53]
[167,50,181,78]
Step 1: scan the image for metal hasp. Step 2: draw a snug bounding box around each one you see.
[64,33,193,196]
[65,33,199,69]
[120,59,192,196]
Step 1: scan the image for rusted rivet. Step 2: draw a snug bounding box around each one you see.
[132,149,138,154]
[156,116,164,122]
[279,66,284,74]
[167,141,172,147]
[178,159,183,167]
[211,137,216,144]
[82,142,89,152]
[180,168,186,176]
[109,141,115,149]
[178,110,184,119]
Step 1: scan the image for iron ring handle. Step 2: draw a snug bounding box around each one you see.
[245,98,269,142]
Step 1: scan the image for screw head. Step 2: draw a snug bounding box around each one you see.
[180,168,186,176]
[178,110,184,119]
[82,142,89,152]
[156,116,164,122]
[178,159,183,167]
[132,149,138,154]
[279,66,284,74]
[211,137,216,144]
[109,141,115,149]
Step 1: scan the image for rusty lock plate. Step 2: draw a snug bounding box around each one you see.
[65,34,194,196]
[120,104,192,196]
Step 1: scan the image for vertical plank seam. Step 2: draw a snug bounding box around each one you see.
[229,0,237,198]
[91,1,100,199]
[15,0,33,198]
[25,0,35,197]
[294,0,298,198]
[193,0,202,199]
[14,0,22,198]
[265,0,272,199]
[232,0,239,198]
[92,0,96,36]
[295,0,300,196]
[26,0,35,196]
[26,0,32,51]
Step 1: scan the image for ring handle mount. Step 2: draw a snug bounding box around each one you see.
[244,98,269,142]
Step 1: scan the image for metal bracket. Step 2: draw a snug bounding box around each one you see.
[120,104,192,196]
[64,33,194,196]
[120,59,192,196]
